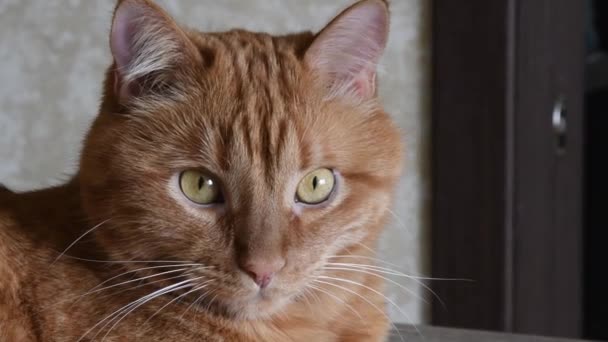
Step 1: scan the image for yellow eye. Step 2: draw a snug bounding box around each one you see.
[179,170,222,205]
[296,168,335,205]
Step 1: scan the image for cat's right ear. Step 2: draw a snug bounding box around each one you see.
[110,0,199,103]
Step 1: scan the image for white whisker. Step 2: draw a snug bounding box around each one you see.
[353,242,378,255]
[103,272,194,299]
[313,279,406,342]
[306,284,363,321]
[52,219,110,264]
[317,275,421,338]
[81,268,191,298]
[386,208,413,236]
[78,279,194,342]
[203,290,220,314]
[322,266,429,305]
[59,255,199,264]
[61,264,205,307]
[325,261,457,309]
[181,284,215,320]
[328,255,472,281]
[145,280,214,324]
[100,279,199,342]
[299,287,316,315]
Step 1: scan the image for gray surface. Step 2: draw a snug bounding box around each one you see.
[390,325,594,342]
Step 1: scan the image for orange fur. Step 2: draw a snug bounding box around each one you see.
[0,0,403,341]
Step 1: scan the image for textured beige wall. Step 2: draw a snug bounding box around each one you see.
[0,0,431,324]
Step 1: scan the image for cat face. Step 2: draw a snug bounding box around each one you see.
[79,0,402,320]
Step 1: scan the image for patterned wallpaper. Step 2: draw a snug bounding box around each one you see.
[0,0,431,324]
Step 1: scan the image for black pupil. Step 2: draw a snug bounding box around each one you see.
[312,176,318,190]
[198,176,205,190]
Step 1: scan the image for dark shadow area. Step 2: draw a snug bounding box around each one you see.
[584,1,608,340]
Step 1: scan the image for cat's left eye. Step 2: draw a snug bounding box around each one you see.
[179,170,222,205]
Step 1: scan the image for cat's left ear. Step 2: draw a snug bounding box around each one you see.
[305,0,389,99]
[110,0,199,102]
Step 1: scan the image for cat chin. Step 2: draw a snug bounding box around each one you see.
[232,297,292,321]
[209,291,293,321]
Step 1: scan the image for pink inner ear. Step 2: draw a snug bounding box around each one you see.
[111,3,142,73]
[109,1,185,102]
[110,2,148,99]
[305,0,389,98]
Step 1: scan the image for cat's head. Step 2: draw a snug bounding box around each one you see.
[79,0,402,320]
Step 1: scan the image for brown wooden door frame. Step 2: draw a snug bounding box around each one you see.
[430,0,584,338]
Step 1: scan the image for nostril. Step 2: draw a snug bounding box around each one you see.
[240,258,285,289]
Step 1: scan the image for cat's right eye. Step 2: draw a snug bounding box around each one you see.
[296,168,336,205]
[179,170,222,205]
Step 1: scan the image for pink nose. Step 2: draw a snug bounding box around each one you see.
[240,258,285,289]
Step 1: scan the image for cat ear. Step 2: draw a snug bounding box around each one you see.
[305,0,389,99]
[110,0,197,101]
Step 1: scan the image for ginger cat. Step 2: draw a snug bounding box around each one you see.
[0,0,403,341]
